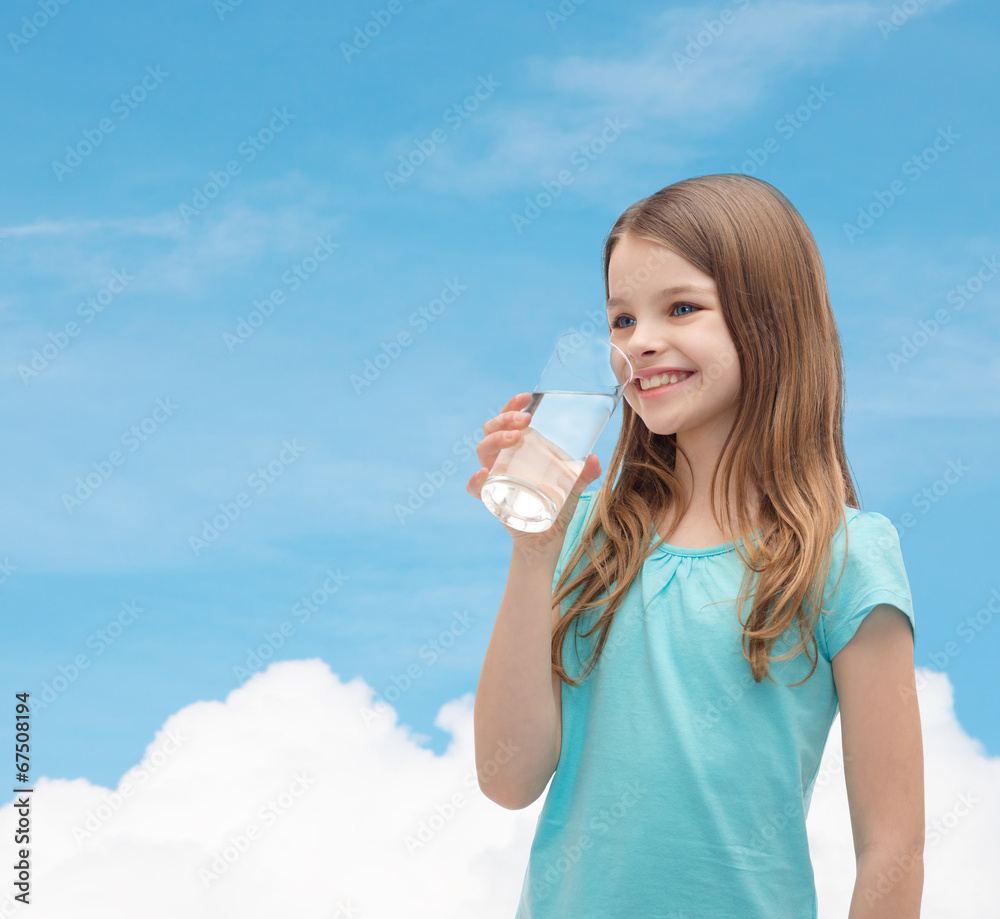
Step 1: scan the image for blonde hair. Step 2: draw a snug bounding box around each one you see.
[552,174,857,686]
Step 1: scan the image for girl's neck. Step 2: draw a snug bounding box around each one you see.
[657,475,760,550]
[656,426,761,547]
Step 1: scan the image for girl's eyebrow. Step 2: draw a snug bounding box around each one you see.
[607,284,716,309]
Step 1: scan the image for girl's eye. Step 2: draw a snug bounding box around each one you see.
[610,303,699,328]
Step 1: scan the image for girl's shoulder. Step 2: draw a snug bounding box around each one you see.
[830,504,900,553]
[823,504,907,589]
[817,504,915,661]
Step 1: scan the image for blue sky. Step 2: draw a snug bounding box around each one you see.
[1,0,998,797]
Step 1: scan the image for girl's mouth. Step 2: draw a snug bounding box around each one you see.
[634,371,695,399]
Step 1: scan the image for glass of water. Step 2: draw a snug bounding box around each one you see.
[480,331,633,533]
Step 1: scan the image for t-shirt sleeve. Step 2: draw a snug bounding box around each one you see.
[818,510,916,661]
[552,491,599,597]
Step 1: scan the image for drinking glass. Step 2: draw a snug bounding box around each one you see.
[481,332,632,533]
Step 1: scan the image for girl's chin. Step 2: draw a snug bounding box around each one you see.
[626,405,681,437]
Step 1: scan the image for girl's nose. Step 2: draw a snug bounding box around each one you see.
[626,322,668,359]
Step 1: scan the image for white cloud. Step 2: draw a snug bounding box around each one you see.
[808,668,1000,918]
[0,660,540,918]
[1,662,996,918]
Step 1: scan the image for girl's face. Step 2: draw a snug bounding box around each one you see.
[607,234,742,442]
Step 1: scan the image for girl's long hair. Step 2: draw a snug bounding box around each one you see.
[552,173,859,687]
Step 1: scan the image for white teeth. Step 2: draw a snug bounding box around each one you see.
[639,372,692,390]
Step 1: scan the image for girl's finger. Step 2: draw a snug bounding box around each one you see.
[466,467,490,498]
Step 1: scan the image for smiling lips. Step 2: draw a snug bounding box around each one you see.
[632,368,694,395]
[637,370,693,390]
[632,370,695,399]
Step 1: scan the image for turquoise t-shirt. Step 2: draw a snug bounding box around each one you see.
[514,492,915,919]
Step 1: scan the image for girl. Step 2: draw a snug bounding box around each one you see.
[468,174,924,918]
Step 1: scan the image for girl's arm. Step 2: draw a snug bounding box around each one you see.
[473,543,564,810]
[832,604,925,918]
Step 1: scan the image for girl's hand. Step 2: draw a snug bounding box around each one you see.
[466,392,602,566]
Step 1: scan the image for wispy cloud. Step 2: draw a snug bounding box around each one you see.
[399,1,879,196]
[550,1,873,114]
[0,175,345,299]
[0,214,183,240]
